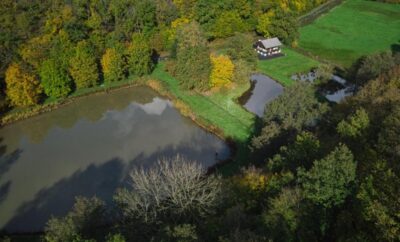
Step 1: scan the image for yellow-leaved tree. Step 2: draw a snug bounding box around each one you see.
[5,63,42,107]
[210,54,234,87]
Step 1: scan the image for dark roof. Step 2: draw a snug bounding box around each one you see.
[259,38,282,49]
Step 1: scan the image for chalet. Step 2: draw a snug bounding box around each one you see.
[254,37,283,59]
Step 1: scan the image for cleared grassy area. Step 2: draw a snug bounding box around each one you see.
[257,47,320,86]
[150,63,256,143]
[298,0,400,67]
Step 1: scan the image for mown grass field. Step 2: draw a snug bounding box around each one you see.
[151,63,256,143]
[298,0,400,67]
[257,47,320,86]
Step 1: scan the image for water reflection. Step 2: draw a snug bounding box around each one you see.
[0,87,230,233]
[240,74,284,117]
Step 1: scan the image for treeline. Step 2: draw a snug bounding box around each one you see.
[7,51,396,242]
[0,0,327,111]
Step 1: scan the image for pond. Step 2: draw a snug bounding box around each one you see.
[0,86,230,233]
[292,72,354,103]
[239,74,284,117]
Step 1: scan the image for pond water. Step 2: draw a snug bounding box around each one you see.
[239,74,284,117]
[323,75,355,103]
[292,72,354,103]
[0,87,230,233]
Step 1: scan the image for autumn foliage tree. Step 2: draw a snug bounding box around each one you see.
[5,63,42,107]
[101,47,126,83]
[69,40,99,89]
[210,54,234,87]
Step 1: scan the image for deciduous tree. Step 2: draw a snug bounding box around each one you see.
[298,144,357,208]
[5,63,42,107]
[101,47,126,83]
[69,40,99,89]
[127,33,153,76]
[40,58,72,98]
[210,54,234,87]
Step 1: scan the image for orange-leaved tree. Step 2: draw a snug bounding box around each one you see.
[210,54,234,87]
[5,63,43,107]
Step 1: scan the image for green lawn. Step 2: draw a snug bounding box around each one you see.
[257,47,320,86]
[151,63,256,143]
[298,0,400,67]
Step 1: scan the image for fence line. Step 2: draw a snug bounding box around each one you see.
[298,0,343,26]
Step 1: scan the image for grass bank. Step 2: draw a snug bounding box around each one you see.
[150,63,258,174]
[257,47,320,86]
[298,0,400,67]
[150,63,256,143]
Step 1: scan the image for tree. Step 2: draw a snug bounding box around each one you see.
[212,11,248,38]
[256,11,274,38]
[268,9,299,45]
[210,54,234,87]
[101,47,125,83]
[127,33,153,76]
[40,58,72,98]
[268,132,321,172]
[226,33,258,69]
[353,52,395,86]
[357,160,400,241]
[114,155,221,224]
[262,188,302,242]
[44,197,106,242]
[378,105,400,161]
[5,63,42,107]
[175,22,211,91]
[337,108,370,138]
[298,144,357,208]
[69,40,99,89]
[252,83,328,149]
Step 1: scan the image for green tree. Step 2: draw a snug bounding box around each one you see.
[268,9,299,45]
[378,105,400,161]
[298,144,357,208]
[337,108,370,138]
[5,63,42,107]
[252,83,328,149]
[175,22,211,91]
[127,33,153,76]
[44,197,105,242]
[69,40,99,89]
[357,160,400,241]
[226,33,258,69]
[353,52,395,86]
[262,188,302,242]
[268,132,321,172]
[40,58,72,98]
[212,11,248,38]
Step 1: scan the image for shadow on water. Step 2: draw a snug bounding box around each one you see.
[1,140,222,234]
[0,137,21,207]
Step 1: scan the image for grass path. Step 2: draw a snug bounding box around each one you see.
[298,0,400,67]
[151,63,256,143]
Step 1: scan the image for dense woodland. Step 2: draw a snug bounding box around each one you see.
[0,0,324,110]
[1,0,400,241]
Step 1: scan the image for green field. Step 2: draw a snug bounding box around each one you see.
[298,0,400,67]
[257,48,320,86]
[151,63,256,143]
